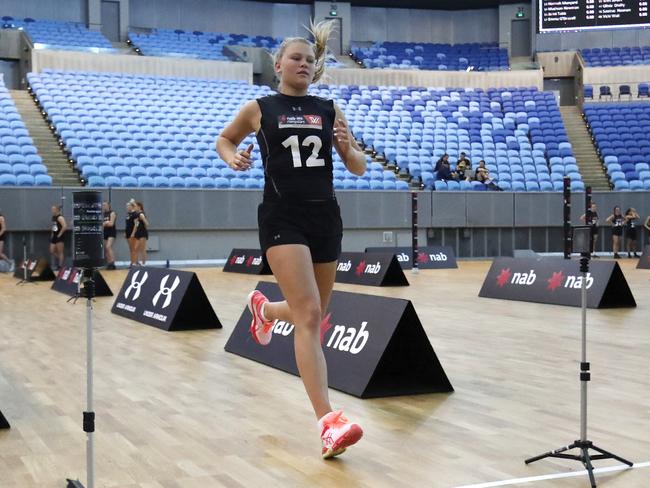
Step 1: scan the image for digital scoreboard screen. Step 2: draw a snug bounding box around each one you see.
[539,0,650,32]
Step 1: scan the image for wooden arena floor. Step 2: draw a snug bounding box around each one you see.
[1,261,648,488]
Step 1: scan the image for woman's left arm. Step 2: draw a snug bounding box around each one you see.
[139,213,149,227]
[333,104,366,176]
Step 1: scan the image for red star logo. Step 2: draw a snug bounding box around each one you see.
[319,312,334,345]
[547,271,565,291]
[417,251,428,264]
[229,255,237,265]
[355,260,366,276]
[245,255,254,267]
[496,268,512,287]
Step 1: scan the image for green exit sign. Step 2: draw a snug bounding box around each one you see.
[516,11,525,18]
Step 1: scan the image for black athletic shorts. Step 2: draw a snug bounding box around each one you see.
[258,197,342,263]
[626,228,637,240]
[613,227,623,237]
[50,234,64,244]
[0,233,5,242]
[104,228,116,240]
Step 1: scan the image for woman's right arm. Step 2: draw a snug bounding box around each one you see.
[605,214,614,224]
[645,216,650,231]
[216,100,261,170]
[0,216,5,236]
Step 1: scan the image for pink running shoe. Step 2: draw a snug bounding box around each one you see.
[319,410,363,459]
[247,290,274,345]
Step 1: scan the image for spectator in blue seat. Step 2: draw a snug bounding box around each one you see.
[456,152,471,170]
[624,207,640,258]
[474,160,501,191]
[436,157,458,182]
[434,153,449,172]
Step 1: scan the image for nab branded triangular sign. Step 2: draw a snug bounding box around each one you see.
[225,281,453,398]
[111,266,222,331]
[13,257,56,281]
[479,257,636,309]
[51,267,112,297]
[0,409,9,429]
[637,245,650,269]
[365,246,458,270]
[223,248,272,274]
[335,252,409,286]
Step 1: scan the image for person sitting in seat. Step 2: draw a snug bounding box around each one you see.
[436,158,458,182]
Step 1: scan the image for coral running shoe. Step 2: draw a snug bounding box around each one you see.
[319,410,363,459]
[247,290,274,345]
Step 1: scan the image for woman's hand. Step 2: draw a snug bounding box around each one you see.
[334,119,352,156]
[229,143,254,171]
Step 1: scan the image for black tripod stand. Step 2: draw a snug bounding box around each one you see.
[16,236,36,286]
[525,254,633,487]
[66,269,96,488]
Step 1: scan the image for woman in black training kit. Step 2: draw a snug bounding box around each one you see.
[606,206,624,259]
[0,211,10,266]
[102,201,117,269]
[132,201,149,266]
[125,199,137,267]
[624,208,640,258]
[49,205,67,270]
[580,202,599,257]
[217,20,366,460]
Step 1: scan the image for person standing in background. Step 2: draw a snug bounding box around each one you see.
[49,205,66,270]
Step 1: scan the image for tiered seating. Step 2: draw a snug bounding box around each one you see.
[352,42,509,71]
[128,29,282,61]
[27,70,394,190]
[580,47,650,67]
[1,17,115,51]
[311,84,582,192]
[0,78,50,187]
[584,103,650,191]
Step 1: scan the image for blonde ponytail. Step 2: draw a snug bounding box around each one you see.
[309,19,336,83]
[273,19,336,84]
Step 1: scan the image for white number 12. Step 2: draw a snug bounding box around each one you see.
[282,135,325,168]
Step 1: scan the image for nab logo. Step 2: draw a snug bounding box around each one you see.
[496,268,536,287]
[337,260,352,272]
[152,274,181,309]
[229,255,238,266]
[326,321,370,354]
[270,313,370,354]
[355,260,366,276]
[62,268,71,280]
[429,252,448,262]
[234,255,245,265]
[564,272,594,290]
[124,270,148,301]
[245,255,263,267]
[364,262,382,274]
[397,252,410,263]
[511,269,536,286]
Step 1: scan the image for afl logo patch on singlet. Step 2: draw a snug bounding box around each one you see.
[278,115,323,130]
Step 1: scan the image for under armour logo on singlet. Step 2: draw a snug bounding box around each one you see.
[152,274,181,309]
[292,106,302,112]
[124,270,148,301]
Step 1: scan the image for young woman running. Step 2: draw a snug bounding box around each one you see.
[217,20,366,460]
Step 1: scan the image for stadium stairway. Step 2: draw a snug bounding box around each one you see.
[10,90,80,187]
[559,106,609,190]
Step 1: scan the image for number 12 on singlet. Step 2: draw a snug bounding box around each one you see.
[282,135,325,168]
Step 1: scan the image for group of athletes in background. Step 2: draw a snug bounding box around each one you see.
[0,200,149,271]
[581,204,648,258]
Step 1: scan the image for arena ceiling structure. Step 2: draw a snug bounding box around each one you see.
[246,0,525,9]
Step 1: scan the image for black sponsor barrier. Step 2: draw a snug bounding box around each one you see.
[335,252,409,286]
[225,281,453,398]
[223,248,272,274]
[479,257,636,309]
[637,245,650,269]
[51,267,112,297]
[13,257,56,281]
[365,246,458,270]
[111,266,222,331]
[0,409,9,429]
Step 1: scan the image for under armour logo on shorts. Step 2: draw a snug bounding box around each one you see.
[124,270,148,301]
[152,274,181,309]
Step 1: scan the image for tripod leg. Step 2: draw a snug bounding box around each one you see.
[590,444,634,467]
[525,444,572,464]
[582,447,597,488]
